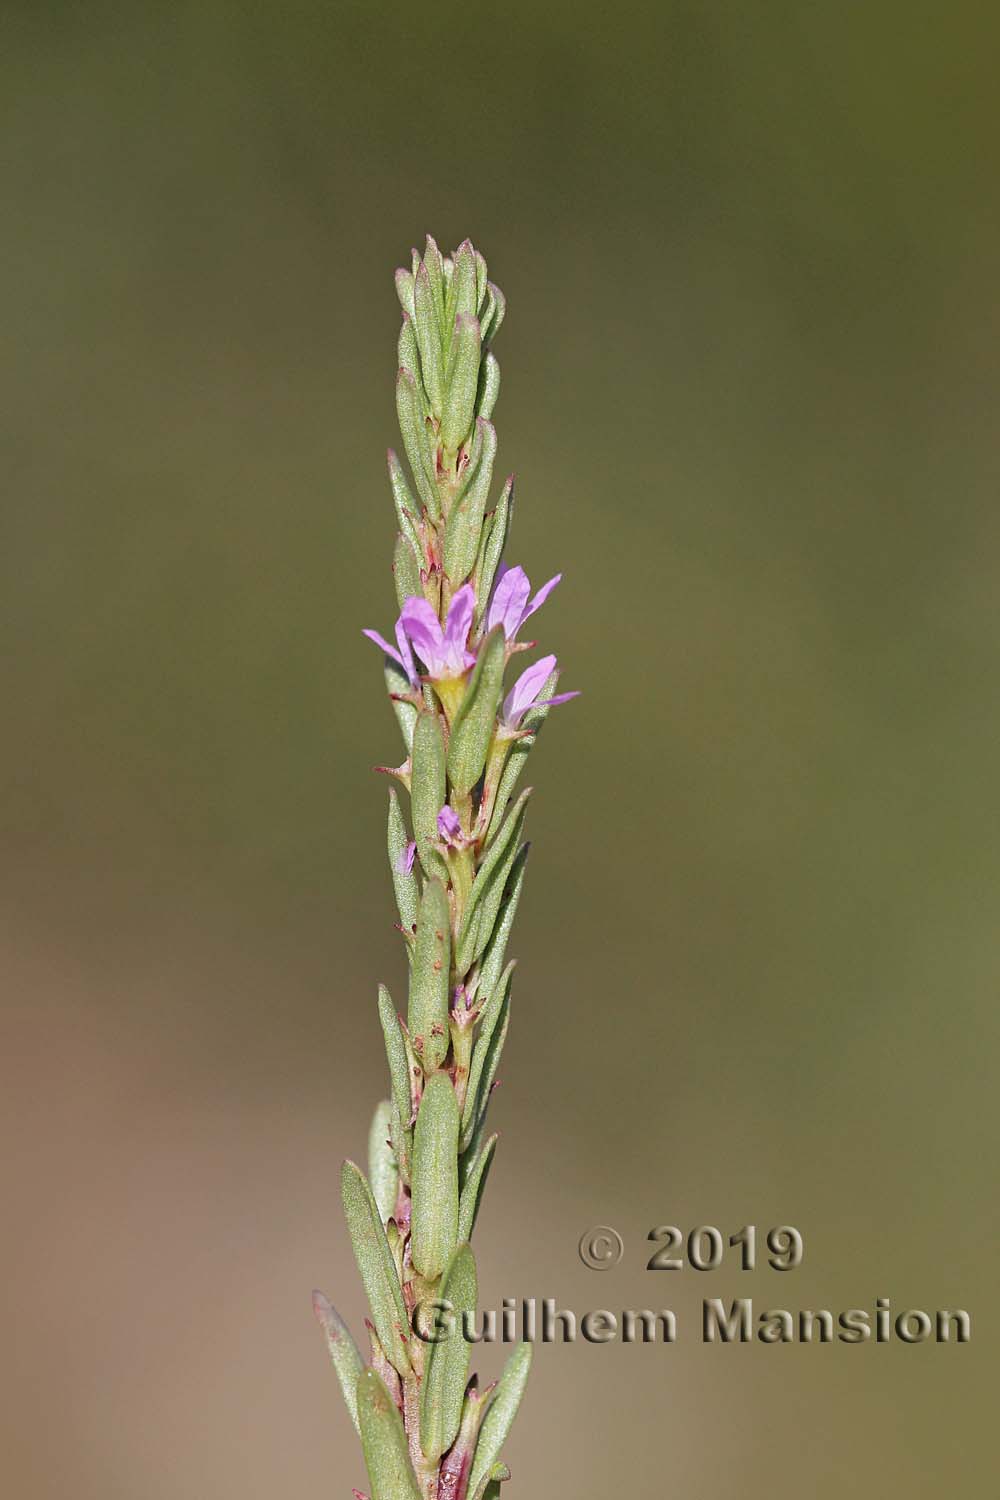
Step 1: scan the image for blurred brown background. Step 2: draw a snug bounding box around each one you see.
[2,3,997,1496]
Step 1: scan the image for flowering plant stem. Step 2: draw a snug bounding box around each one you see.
[314,236,576,1500]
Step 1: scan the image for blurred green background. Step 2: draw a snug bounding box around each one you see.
[3,3,997,1495]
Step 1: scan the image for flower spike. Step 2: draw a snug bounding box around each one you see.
[321,237,570,1500]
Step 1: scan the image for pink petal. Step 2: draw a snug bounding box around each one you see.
[523,572,561,625]
[363,628,404,672]
[503,653,558,725]
[443,585,476,659]
[437,805,462,843]
[400,596,445,673]
[393,618,417,686]
[534,690,580,711]
[487,564,531,639]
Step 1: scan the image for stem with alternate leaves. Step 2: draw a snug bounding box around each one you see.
[313,236,577,1500]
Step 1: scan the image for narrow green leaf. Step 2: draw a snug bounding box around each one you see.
[368,1099,398,1223]
[387,1211,405,1279]
[466,830,526,973]
[398,315,424,403]
[312,1292,364,1436]
[447,625,506,795]
[357,1369,423,1500]
[407,877,451,1072]
[457,1132,497,1241]
[456,791,530,974]
[475,844,529,1006]
[472,476,513,629]
[441,314,482,454]
[474,249,488,310]
[393,531,422,614]
[395,268,415,319]
[443,418,496,585]
[410,709,448,880]
[423,234,446,326]
[470,508,495,617]
[459,1114,487,1191]
[477,284,497,345]
[389,1100,409,1194]
[476,351,500,421]
[387,789,419,936]
[400,1013,422,1092]
[485,667,559,844]
[461,965,513,1147]
[384,658,416,753]
[468,960,513,1086]
[388,449,425,563]
[414,262,444,413]
[420,1241,478,1461]
[472,994,509,1138]
[340,1161,411,1375]
[396,367,438,517]
[468,1343,532,1500]
[380,984,416,1182]
[442,255,457,327]
[482,281,506,346]
[451,240,479,321]
[410,1071,459,1279]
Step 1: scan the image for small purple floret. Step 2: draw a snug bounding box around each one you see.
[437,805,462,843]
[486,563,561,643]
[437,803,474,850]
[501,653,580,732]
[400,585,477,679]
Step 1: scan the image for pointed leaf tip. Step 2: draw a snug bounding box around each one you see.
[468,1343,532,1499]
[312,1291,364,1436]
[367,1098,398,1223]
[341,1161,411,1376]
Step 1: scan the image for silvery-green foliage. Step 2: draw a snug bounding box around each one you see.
[315,237,577,1500]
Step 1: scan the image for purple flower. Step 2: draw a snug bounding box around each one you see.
[501,653,579,733]
[437,805,461,843]
[486,564,561,643]
[400,585,477,680]
[363,616,418,688]
[452,982,474,1013]
[437,804,472,849]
